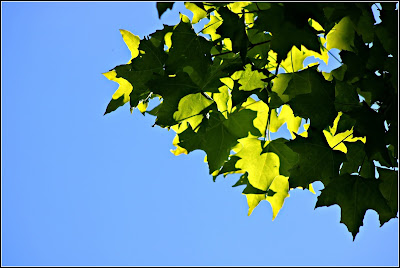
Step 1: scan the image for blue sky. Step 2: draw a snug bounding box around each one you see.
[2,2,398,266]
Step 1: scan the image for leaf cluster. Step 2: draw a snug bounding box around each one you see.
[103,2,398,239]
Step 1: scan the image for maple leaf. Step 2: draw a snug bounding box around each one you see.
[178,109,259,174]
[344,102,392,165]
[287,67,337,130]
[113,27,171,110]
[216,6,249,61]
[147,72,202,127]
[185,2,208,24]
[103,30,140,114]
[268,105,302,139]
[156,2,174,18]
[102,2,398,236]
[326,16,356,52]
[254,3,320,62]
[286,127,346,188]
[340,141,375,178]
[377,167,398,218]
[233,63,267,92]
[166,15,213,85]
[262,138,299,177]
[233,173,290,220]
[235,138,280,191]
[316,174,393,240]
[334,81,362,113]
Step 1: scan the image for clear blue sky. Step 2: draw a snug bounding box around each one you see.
[2,2,398,266]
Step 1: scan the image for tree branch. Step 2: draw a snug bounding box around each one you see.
[211,40,271,57]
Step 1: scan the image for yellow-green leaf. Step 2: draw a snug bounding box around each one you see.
[119,29,140,64]
[246,193,266,216]
[269,105,302,139]
[202,14,222,41]
[236,138,280,191]
[103,70,133,115]
[267,175,290,220]
[326,16,355,52]
[185,2,207,24]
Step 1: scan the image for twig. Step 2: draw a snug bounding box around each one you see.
[211,40,271,57]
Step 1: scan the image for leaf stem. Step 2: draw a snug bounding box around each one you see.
[332,132,353,149]
[320,43,343,64]
[374,3,382,11]
[357,154,367,174]
[291,50,294,73]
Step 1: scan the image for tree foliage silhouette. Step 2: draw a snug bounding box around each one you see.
[102,2,398,240]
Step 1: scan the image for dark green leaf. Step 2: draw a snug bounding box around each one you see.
[156,2,174,18]
[216,7,249,61]
[287,68,337,130]
[178,109,259,173]
[262,138,299,177]
[340,141,375,178]
[316,174,393,240]
[377,167,398,218]
[286,127,346,188]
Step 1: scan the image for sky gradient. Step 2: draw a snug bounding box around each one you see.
[2,2,398,266]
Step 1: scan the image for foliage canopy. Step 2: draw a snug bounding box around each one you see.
[102,2,398,240]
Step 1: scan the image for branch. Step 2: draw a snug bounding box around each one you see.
[211,40,271,57]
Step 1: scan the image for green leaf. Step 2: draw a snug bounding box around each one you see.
[345,102,392,165]
[326,16,355,52]
[262,138,299,177]
[241,172,290,220]
[156,2,174,18]
[336,112,356,133]
[166,17,212,85]
[119,29,140,63]
[254,3,320,62]
[102,2,398,236]
[269,105,302,139]
[147,72,201,127]
[178,109,259,173]
[201,56,243,94]
[240,98,270,138]
[266,175,290,220]
[201,13,223,41]
[375,7,398,56]
[316,174,393,240]
[213,156,242,181]
[377,167,398,218]
[103,29,141,114]
[340,141,375,178]
[113,27,171,109]
[233,64,268,91]
[103,70,133,115]
[287,68,337,130]
[334,81,361,113]
[173,92,214,125]
[246,28,272,63]
[216,7,249,60]
[286,127,346,188]
[184,2,208,24]
[235,138,280,191]
[269,73,293,108]
[232,172,248,187]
